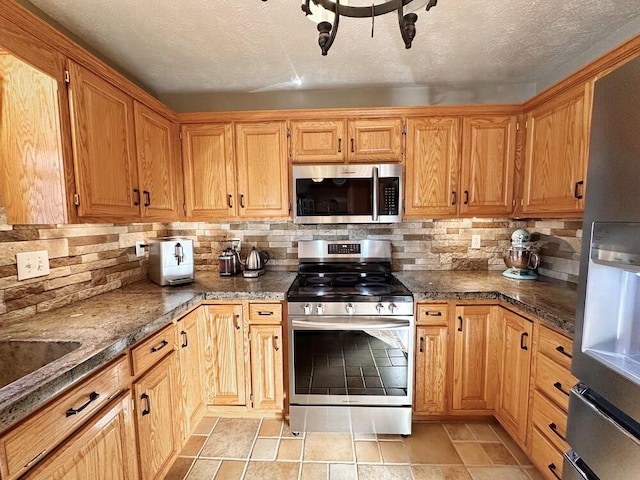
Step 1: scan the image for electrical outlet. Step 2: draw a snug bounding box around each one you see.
[16,250,50,280]
[471,235,482,249]
[135,241,148,258]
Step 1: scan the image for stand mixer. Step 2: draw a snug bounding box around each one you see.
[503,229,540,280]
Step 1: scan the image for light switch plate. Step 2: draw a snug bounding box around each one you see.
[471,235,482,249]
[16,250,50,280]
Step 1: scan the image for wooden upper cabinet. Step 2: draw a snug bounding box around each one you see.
[460,115,516,216]
[133,101,180,221]
[405,117,460,218]
[67,60,140,221]
[348,118,403,163]
[522,82,593,217]
[290,120,346,163]
[235,121,289,218]
[181,123,236,220]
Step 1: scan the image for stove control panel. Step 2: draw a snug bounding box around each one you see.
[290,301,414,316]
[327,243,361,255]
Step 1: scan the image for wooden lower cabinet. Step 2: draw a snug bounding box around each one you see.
[414,325,448,414]
[133,353,180,480]
[495,308,533,444]
[176,308,206,441]
[452,305,500,412]
[24,393,138,480]
[203,304,246,406]
[249,324,284,411]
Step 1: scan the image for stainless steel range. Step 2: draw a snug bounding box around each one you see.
[287,240,414,435]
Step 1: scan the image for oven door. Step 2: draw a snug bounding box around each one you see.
[289,315,414,407]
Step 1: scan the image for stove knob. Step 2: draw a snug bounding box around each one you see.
[388,302,398,314]
[376,303,385,313]
[303,303,312,315]
[316,303,325,315]
[346,303,356,315]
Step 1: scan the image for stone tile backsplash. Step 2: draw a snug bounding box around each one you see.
[0,217,581,325]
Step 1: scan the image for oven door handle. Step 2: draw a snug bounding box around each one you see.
[291,317,411,330]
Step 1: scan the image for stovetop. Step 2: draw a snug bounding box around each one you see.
[286,262,413,304]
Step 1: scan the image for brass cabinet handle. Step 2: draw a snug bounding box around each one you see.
[451,191,457,205]
[65,391,99,417]
[553,381,570,397]
[273,335,279,352]
[548,422,567,442]
[143,190,151,207]
[133,188,141,206]
[419,336,425,353]
[520,332,529,350]
[180,330,188,348]
[150,339,169,353]
[574,180,584,199]
[457,315,463,332]
[141,393,151,416]
[555,345,572,359]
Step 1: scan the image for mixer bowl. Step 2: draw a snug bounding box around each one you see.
[504,247,540,270]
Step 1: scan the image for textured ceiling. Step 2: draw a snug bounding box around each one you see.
[23,0,640,97]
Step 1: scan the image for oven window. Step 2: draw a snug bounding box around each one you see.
[293,330,408,396]
[295,178,372,216]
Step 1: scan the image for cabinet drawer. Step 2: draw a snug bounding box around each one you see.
[0,356,128,480]
[249,303,283,324]
[130,324,175,377]
[538,325,573,370]
[416,304,449,325]
[530,425,565,480]
[534,353,578,412]
[531,390,570,453]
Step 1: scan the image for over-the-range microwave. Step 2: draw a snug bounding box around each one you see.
[292,163,403,224]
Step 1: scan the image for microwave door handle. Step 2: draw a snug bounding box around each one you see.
[372,166,379,221]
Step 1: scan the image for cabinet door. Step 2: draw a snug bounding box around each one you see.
[414,326,448,415]
[133,101,180,221]
[133,353,180,480]
[235,121,289,218]
[203,304,246,406]
[24,394,138,480]
[291,120,346,163]
[181,123,236,220]
[405,117,460,218]
[460,115,516,216]
[176,308,206,440]
[249,325,284,411]
[452,305,500,412]
[495,309,533,444]
[348,118,403,163]
[522,82,592,216]
[67,60,140,221]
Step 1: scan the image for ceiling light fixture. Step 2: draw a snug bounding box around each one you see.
[263,0,438,56]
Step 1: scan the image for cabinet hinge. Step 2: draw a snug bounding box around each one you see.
[286,128,292,137]
[512,199,517,207]
[179,131,183,140]
[64,70,70,84]
[516,122,521,131]
[73,193,80,206]
[401,125,407,135]
[250,393,254,402]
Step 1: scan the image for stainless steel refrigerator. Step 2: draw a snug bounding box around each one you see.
[565,56,640,478]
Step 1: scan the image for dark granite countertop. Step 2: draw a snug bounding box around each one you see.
[395,271,577,335]
[0,269,576,432]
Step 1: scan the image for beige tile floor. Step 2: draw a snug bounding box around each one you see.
[165,417,545,480]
